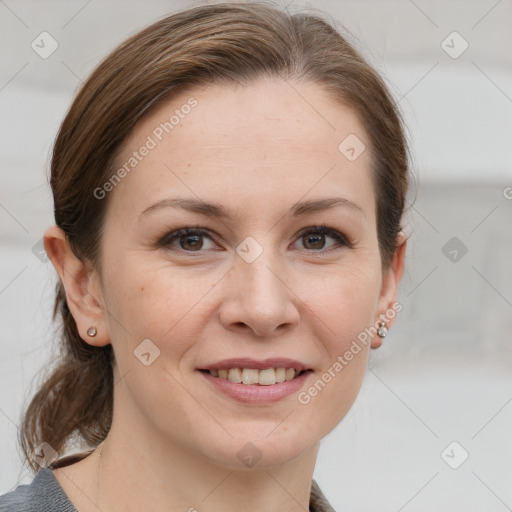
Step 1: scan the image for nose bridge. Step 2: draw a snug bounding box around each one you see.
[239,240,288,304]
[220,238,299,336]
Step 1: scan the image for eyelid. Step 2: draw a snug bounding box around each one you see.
[294,225,353,250]
[158,224,352,254]
[158,225,214,250]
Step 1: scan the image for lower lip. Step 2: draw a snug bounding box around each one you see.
[198,370,312,404]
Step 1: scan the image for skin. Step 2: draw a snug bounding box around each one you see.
[44,77,406,512]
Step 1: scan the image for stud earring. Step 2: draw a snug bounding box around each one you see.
[377,321,388,338]
[87,326,97,337]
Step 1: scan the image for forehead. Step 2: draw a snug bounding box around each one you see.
[106,77,375,223]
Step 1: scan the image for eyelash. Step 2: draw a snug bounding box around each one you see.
[158,224,352,256]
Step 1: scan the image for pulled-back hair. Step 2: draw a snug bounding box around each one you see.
[19,1,410,472]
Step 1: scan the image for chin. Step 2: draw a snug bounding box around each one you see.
[197,427,317,470]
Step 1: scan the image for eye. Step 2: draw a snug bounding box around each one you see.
[159,226,217,253]
[159,224,351,255]
[293,225,351,254]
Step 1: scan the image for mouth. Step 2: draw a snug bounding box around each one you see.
[196,358,313,403]
[199,367,310,386]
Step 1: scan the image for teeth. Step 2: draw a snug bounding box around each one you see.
[258,368,276,385]
[275,368,286,383]
[285,368,295,381]
[242,368,259,385]
[228,368,242,383]
[208,367,299,385]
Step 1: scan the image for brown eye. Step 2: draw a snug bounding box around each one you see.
[159,225,351,256]
[179,233,204,251]
[160,227,216,252]
[302,233,326,250]
[295,226,350,253]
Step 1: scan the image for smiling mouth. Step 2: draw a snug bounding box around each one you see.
[199,368,310,386]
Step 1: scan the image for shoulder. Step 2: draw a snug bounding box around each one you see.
[0,468,77,512]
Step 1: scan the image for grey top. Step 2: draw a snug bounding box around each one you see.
[0,452,336,512]
[0,468,75,512]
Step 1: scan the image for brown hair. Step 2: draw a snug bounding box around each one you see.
[19,0,410,472]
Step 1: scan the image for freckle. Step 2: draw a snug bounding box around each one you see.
[140,286,145,292]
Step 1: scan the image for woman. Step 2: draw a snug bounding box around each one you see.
[0,2,409,510]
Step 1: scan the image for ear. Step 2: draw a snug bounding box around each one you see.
[371,231,407,349]
[43,225,110,347]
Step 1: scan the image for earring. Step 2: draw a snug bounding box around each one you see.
[377,321,388,338]
[87,326,97,337]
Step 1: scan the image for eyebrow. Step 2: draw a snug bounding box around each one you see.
[139,196,366,221]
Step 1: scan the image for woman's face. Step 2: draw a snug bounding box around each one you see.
[79,78,404,468]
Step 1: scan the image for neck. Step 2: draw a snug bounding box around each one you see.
[92,412,319,512]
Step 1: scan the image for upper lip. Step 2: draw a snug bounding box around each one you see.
[198,358,310,373]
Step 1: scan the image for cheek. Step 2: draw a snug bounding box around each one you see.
[303,259,382,346]
[101,260,212,420]
[104,257,220,353]
[105,248,381,359]
[295,261,380,429]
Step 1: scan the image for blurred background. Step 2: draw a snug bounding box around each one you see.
[1,1,511,510]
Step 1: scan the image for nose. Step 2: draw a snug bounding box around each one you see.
[218,251,300,338]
